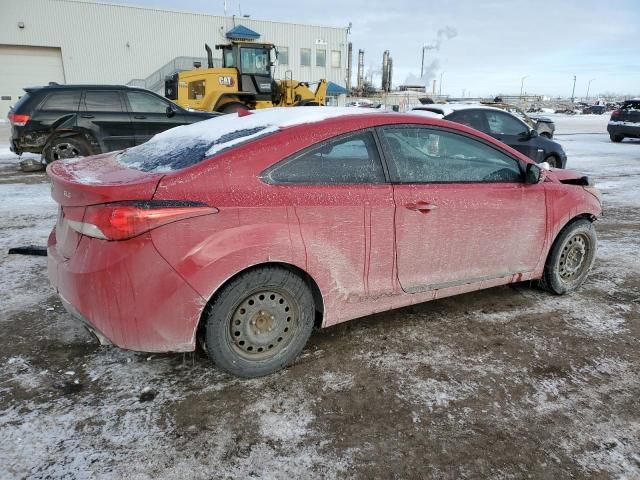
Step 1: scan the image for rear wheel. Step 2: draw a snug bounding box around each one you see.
[610,134,624,143]
[44,136,91,163]
[539,219,597,295]
[204,266,315,377]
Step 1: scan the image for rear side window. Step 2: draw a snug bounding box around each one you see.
[40,91,81,111]
[264,131,385,184]
[447,110,488,133]
[83,91,124,112]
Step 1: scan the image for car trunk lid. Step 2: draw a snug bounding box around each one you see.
[47,152,165,258]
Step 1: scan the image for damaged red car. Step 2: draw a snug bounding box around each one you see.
[47,107,602,377]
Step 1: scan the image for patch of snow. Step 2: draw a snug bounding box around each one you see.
[118,107,382,172]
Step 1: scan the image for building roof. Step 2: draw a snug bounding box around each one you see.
[226,25,261,40]
[327,82,347,96]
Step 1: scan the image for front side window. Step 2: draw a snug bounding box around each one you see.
[264,131,385,184]
[223,48,236,68]
[240,47,270,75]
[126,91,169,113]
[331,50,341,68]
[277,46,289,65]
[188,80,206,100]
[40,91,81,111]
[316,49,326,67]
[300,48,311,67]
[485,111,529,136]
[380,126,522,183]
[83,91,123,112]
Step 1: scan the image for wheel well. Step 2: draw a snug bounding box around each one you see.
[195,262,325,349]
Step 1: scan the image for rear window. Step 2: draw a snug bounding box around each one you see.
[622,101,640,110]
[118,126,274,172]
[9,91,34,113]
[40,91,81,111]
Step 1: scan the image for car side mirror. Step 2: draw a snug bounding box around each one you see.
[524,163,543,184]
[166,105,176,117]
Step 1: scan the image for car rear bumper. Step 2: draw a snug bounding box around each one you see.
[47,229,206,352]
[608,122,640,138]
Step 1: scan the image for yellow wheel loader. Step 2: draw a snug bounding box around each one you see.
[165,42,328,113]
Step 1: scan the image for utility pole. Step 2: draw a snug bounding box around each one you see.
[520,76,528,99]
[420,45,425,78]
[586,78,595,101]
[439,71,444,96]
[571,75,577,103]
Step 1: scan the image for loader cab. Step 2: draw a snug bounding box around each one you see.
[217,42,276,101]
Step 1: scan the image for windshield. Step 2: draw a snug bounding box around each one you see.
[240,47,270,75]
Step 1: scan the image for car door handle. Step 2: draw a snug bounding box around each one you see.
[134,115,147,119]
[405,201,438,213]
[80,114,94,119]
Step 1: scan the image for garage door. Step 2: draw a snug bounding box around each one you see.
[0,45,65,118]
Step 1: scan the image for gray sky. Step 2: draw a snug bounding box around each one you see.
[108,0,640,97]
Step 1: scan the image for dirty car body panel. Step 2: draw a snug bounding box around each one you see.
[46,108,602,352]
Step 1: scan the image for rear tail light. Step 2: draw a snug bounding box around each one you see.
[611,110,621,118]
[7,113,30,126]
[67,201,218,240]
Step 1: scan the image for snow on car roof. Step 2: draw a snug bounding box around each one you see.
[411,103,507,117]
[118,107,380,172]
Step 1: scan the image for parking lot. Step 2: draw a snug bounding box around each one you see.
[1,114,639,479]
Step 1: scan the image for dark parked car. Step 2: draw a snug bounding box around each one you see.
[7,84,218,162]
[412,104,567,168]
[607,99,640,142]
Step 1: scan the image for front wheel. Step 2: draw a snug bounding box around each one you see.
[544,154,559,168]
[539,219,597,295]
[610,134,624,143]
[204,266,315,377]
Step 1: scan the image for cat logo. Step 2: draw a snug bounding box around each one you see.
[218,76,234,86]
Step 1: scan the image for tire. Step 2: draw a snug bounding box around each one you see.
[610,134,624,143]
[544,154,559,168]
[44,136,92,163]
[539,219,597,295]
[218,102,249,114]
[204,266,315,377]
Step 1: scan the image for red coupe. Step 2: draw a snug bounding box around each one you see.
[47,107,602,377]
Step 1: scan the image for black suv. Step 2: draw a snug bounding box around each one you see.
[607,99,640,142]
[8,84,218,162]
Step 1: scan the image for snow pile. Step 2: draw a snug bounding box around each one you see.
[119,107,380,173]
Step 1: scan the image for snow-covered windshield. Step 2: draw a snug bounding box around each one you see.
[118,107,378,173]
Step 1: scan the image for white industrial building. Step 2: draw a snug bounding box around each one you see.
[0,0,349,116]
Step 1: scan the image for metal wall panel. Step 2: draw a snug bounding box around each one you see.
[0,0,348,92]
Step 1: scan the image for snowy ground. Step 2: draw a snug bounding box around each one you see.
[0,117,639,479]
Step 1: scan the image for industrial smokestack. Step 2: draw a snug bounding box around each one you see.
[388,57,393,91]
[357,49,364,92]
[382,50,389,92]
[346,42,353,91]
[432,79,436,95]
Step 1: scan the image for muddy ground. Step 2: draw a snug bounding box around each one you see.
[1,116,639,479]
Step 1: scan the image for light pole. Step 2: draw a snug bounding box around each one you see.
[420,45,426,78]
[586,78,595,101]
[520,76,528,99]
[439,71,444,96]
[571,75,577,103]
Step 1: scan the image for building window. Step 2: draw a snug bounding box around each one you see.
[316,49,326,67]
[277,46,288,65]
[331,50,341,68]
[300,48,311,67]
